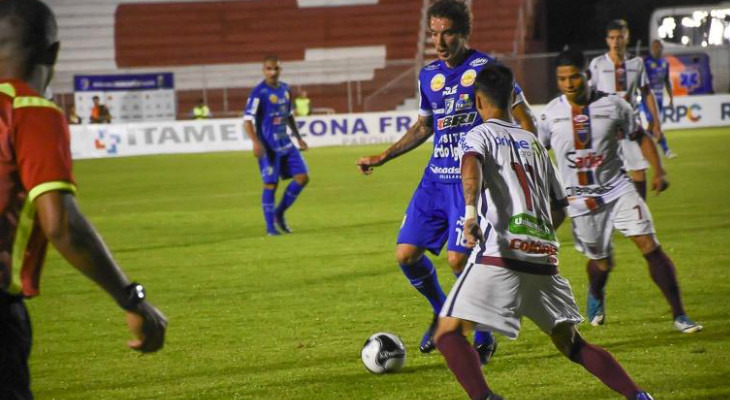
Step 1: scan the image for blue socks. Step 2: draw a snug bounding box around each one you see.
[400,256,446,313]
[262,187,277,233]
[276,181,305,215]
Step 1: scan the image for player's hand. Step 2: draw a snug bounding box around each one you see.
[651,124,663,141]
[651,173,670,196]
[356,154,386,175]
[464,218,483,248]
[126,301,168,353]
[297,138,309,151]
[252,141,265,158]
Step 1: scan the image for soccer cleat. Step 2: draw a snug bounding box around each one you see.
[475,339,498,366]
[486,393,505,400]
[266,227,281,236]
[586,290,605,326]
[633,391,654,400]
[274,210,292,233]
[674,315,703,333]
[419,314,439,353]
[664,149,678,159]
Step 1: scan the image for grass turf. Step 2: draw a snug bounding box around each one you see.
[28,127,730,400]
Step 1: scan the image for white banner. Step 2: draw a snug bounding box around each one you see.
[70,95,730,160]
[70,111,418,159]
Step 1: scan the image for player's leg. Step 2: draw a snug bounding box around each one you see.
[274,149,309,233]
[435,317,499,400]
[572,208,615,325]
[615,191,701,332]
[551,324,651,400]
[447,183,496,363]
[0,295,33,400]
[258,156,281,235]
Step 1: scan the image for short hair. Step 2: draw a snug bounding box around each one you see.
[263,54,280,64]
[0,0,57,65]
[474,64,514,110]
[92,95,100,100]
[606,19,628,33]
[555,48,586,70]
[427,0,471,37]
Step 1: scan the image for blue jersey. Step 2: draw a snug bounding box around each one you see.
[244,81,294,154]
[643,56,669,104]
[418,49,524,183]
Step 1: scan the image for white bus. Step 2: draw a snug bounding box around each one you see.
[650,3,730,93]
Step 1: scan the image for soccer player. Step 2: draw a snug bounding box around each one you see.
[589,19,663,200]
[435,63,654,400]
[356,0,537,359]
[0,1,167,399]
[538,48,701,333]
[244,56,309,235]
[642,39,676,158]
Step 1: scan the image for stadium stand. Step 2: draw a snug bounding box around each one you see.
[46,0,541,117]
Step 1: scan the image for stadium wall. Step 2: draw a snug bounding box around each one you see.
[69,94,730,160]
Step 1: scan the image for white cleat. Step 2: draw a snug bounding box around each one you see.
[674,315,703,333]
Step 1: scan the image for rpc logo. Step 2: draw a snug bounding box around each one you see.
[663,104,701,123]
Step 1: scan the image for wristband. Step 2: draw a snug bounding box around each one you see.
[120,282,146,311]
[465,205,477,220]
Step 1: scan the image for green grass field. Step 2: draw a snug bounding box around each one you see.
[28,127,730,400]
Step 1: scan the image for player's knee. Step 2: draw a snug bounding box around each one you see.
[550,323,581,360]
[635,235,659,255]
[295,174,309,186]
[264,183,277,190]
[395,247,421,266]
[447,253,467,272]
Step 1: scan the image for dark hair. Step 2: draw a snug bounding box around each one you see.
[0,0,57,66]
[555,48,586,70]
[474,64,514,110]
[263,54,280,64]
[427,0,471,36]
[606,19,628,33]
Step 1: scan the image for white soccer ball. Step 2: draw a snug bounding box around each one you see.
[361,332,406,374]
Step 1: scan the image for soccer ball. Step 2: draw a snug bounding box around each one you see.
[361,332,406,374]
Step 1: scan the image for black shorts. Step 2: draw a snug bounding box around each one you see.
[0,292,33,400]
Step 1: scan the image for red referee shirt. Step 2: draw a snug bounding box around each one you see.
[0,79,76,297]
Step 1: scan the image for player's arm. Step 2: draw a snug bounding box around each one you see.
[356,115,434,175]
[512,101,537,135]
[34,191,168,352]
[286,115,308,151]
[639,132,668,195]
[461,153,484,247]
[243,119,264,158]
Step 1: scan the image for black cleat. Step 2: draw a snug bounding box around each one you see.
[419,314,439,353]
[475,340,498,365]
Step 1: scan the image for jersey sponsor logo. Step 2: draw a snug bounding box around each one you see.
[566,151,604,169]
[573,114,589,123]
[436,112,477,129]
[461,69,477,87]
[494,135,530,150]
[455,93,473,111]
[469,57,489,67]
[428,165,461,175]
[433,132,461,161]
[565,185,614,196]
[431,74,446,92]
[443,85,458,96]
[269,94,279,104]
[509,238,558,256]
[509,213,556,241]
[285,91,290,100]
[424,63,439,71]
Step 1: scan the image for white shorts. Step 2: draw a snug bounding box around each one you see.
[440,263,583,339]
[572,190,655,260]
[619,138,649,171]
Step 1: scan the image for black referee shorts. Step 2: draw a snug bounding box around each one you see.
[0,291,33,400]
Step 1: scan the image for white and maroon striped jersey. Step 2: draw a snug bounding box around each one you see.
[589,53,648,109]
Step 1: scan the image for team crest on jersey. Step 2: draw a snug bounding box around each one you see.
[431,74,446,92]
[616,68,625,76]
[444,97,455,114]
[269,94,279,104]
[455,93,473,111]
[461,69,477,87]
[650,62,657,69]
[469,58,489,67]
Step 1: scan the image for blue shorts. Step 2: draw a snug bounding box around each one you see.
[397,178,470,256]
[258,147,308,184]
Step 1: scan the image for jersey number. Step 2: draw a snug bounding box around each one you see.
[511,162,536,212]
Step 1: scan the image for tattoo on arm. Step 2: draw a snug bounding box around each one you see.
[461,155,482,207]
[287,116,302,141]
[382,116,433,162]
